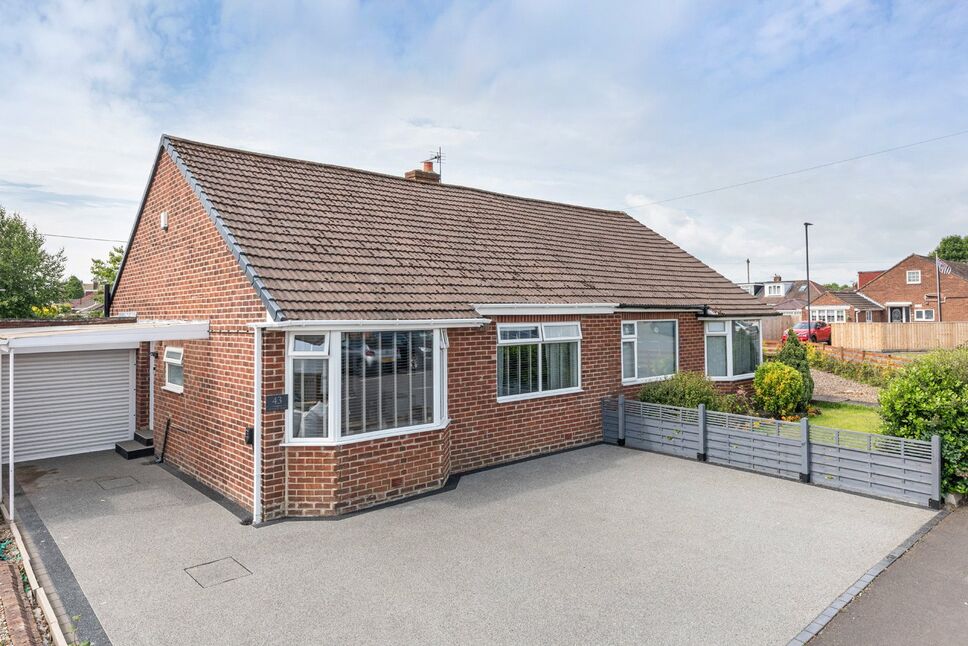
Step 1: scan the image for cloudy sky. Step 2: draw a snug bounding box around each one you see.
[1,0,966,284]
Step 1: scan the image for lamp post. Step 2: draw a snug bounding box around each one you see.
[804,222,813,329]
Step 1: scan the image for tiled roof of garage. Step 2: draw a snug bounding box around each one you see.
[162,135,775,321]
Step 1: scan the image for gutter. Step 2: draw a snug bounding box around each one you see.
[249,318,490,330]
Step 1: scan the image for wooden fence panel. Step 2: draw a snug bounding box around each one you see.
[831,322,968,352]
[762,314,801,341]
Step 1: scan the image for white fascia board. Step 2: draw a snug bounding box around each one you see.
[2,321,210,351]
[885,301,913,307]
[250,318,490,331]
[473,303,618,316]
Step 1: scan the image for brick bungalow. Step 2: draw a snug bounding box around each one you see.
[857,254,968,322]
[109,135,774,522]
[805,290,883,323]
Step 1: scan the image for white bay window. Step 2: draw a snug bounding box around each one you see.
[704,319,762,380]
[497,323,581,401]
[286,329,446,444]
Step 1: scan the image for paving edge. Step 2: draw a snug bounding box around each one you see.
[1,503,68,646]
[786,508,950,645]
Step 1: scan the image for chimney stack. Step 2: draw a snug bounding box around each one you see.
[773,274,782,282]
[405,161,440,183]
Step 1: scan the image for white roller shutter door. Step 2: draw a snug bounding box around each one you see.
[0,349,135,463]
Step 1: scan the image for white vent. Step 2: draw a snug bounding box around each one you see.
[160,210,169,231]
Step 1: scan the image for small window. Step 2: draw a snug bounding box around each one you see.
[906,270,921,284]
[766,284,783,296]
[914,309,935,321]
[497,323,581,400]
[291,334,328,353]
[163,347,184,393]
[865,310,873,322]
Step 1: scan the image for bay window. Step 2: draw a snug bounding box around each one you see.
[704,319,761,380]
[497,323,581,400]
[286,329,446,444]
[621,320,678,383]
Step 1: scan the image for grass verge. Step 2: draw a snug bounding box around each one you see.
[811,401,882,433]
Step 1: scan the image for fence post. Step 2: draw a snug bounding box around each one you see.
[799,417,811,483]
[697,403,707,461]
[929,434,942,509]
[617,394,626,446]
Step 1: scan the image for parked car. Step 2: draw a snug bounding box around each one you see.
[782,321,831,344]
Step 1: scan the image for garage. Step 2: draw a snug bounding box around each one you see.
[0,349,135,463]
[0,319,209,519]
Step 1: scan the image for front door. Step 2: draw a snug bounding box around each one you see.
[889,306,909,323]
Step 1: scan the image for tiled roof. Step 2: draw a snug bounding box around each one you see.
[164,136,775,321]
[830,291,884,310]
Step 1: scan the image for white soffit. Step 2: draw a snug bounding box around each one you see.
[0,320,210,353]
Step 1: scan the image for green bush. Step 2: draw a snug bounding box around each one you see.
[880,349,968,494]
[805,344,896,387]
[637,372,754,415]
[776,333,813,410]
[753,362,804,419]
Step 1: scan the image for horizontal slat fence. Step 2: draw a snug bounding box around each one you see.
[832,321,968,352]
[602,396,941,508]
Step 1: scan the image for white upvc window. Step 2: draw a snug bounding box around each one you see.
[766,284,783,297]
[621,320,678,384]
[906,270,921,284]
[813,308,847,323]
[865,310,873,322]
[704,319,762,381]
[163,347,184,394]
[914,308,935,321]
[496,322,581,402]
[285,329,447,445]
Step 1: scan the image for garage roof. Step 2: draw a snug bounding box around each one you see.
[0,320,209,352]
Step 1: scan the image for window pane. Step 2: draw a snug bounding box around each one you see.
[731,320,760,376]
[706,336,727,377]
[292,334,327,352]
[341,331,434,436]
[621,323,636,337]
[543,323,580,340]
[499,326,540,342]
[622,341,636,379]
[167,363,184,387]
[498,344,539,397]
[541,342,578,391]
[292,358,328,439]
[706,321,726,333]
[636,321,677,379]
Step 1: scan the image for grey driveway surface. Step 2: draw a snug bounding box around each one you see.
[812,507,968,645]
[17,446,933,646]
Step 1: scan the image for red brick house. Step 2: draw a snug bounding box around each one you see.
[108,135,774,522]
[857,254,968,322]
[805,290,883,323]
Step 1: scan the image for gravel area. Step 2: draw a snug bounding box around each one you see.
[812,368,881,405]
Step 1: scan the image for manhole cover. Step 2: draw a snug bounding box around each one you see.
[96,476,138,490]
[185,557,251,588]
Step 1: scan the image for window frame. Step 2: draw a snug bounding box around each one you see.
[914,308,935,321]
[765,284,784,297]
[162,346,184,394]
[283,329,448,446]
[703,319,763,381]
[906,270,921,284]
[621,319,679,385]
[495,322,582,403]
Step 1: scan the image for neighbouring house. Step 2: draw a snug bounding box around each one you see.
[856,270,885,290]
[736,275,828,317]
[28,134,779,523]
[805,290,884,323]
[69,290,101,314]
[856,254,968,322]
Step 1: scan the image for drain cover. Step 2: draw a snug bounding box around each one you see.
[185,557,251,588]
[96,476,138,490]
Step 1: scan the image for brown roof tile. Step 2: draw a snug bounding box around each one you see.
[165,136,775,321]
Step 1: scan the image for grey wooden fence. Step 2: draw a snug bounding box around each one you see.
[602,396,942,508]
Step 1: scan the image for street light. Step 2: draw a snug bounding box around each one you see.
[804,222,813,328]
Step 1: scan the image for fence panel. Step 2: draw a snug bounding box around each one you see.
[832,321,968,352]
[601,397,941,507]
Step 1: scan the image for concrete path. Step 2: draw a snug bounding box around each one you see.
[16,447,934,646]
[812,507,968,645]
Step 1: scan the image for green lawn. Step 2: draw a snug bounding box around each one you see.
[811,401,883,434]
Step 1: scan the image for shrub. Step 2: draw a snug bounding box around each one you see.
[776,333,813,410]
[753,362,804,419]
[637,372,721,409]
[805,344,896,387]
[880,349,968,494]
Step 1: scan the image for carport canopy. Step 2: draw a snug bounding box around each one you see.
[0,320,209,520]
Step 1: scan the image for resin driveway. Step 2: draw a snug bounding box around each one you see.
[17,446,934,646]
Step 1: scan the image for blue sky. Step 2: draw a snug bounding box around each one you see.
[1,0,966,283]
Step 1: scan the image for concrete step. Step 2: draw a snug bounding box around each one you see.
[134,428,154,446]
[115,440,154,460]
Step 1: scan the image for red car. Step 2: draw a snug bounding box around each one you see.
[782,321,832,344]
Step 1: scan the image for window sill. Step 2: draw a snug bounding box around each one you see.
[496,387,583,404]
[622,374,675,386]
[280,418,450,447]
[162,384,184,394]
[708,374,755,382]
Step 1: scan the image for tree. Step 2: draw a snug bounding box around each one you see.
[930,235,968,262]
[90,245,125,304]
[823,282,851,291]
[0,205,66,318]
[63,275,85,299]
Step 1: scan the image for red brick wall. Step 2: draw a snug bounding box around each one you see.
[861,256,968,321]
[110,151,269,510]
